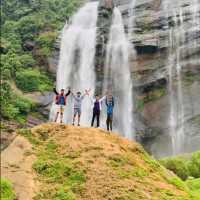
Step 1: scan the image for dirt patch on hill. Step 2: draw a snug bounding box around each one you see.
[1,135,39,200]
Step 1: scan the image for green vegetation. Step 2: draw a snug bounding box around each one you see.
[160,151,200,180]
[0,178,16,200]
[16,69,52,92]
[186,178,200,200]
[1,0,81,122]
[1,82,35,124]
[183,71,200,86]
[18,128,86,199]
[160,152,200,200]
[136,88,166,111]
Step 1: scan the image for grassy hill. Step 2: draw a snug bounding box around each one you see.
[14,123,194,200]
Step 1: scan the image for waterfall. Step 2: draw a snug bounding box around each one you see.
[103,7,134,139]
[164,0,200,155]
[165,4,186,155]
[50,2,99,125]
[128,0,136,38]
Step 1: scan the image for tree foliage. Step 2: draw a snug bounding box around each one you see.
[1,0,81,121]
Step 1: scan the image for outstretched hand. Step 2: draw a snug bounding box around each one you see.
[85,88,91,95]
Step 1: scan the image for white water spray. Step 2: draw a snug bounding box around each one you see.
[128,0,136,38]
[50,2,99,125]
[103,7,134,139]
[164,0,200,155]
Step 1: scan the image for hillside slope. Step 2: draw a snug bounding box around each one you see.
[13,123,191,200]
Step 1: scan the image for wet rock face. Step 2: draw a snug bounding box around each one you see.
[95,0,200,157]
[118,0,200,157]
[48,0,200,157]
[95,0,114,94]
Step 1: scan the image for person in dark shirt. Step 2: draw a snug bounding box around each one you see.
[53,87,71,123]
[90,94,106,127]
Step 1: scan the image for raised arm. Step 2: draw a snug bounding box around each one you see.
[53,88,59,95]
[82,89,91,99]
[99,95,106,103]
[112,97,115,107]
[71,91,75,98]
[65,89,71,97]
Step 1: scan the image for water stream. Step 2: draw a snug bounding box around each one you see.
[50,2,99,125]
[103,7,134,139]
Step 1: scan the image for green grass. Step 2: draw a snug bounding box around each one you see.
[186,178,200,200]
[0,178,16,200]
[20,130,86,200]
[18,128,41,145]
[160,152,200,200]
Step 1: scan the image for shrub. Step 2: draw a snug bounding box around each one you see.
[13,95,34,115]
[2,104,20,120]
[186,178,200,200]
[17,15,44,42]
[15,69,52,92]
[0,178,16,200]
[20,54,36,68]
[0,82,34,121]
[160,151,200,180]
[160,157,189,180]
[36,31,57,56]
[188,152,200,178]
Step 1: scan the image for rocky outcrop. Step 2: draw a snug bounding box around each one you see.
[97,0,200,157]
[48,0,200,158]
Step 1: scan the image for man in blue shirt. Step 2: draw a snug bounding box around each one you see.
[106,94,114,131]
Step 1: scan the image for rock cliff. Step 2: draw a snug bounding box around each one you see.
[95,0,200,157]
[48,0,200,158]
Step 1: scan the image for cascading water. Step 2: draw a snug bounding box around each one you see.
[128,0,136,38]
[103,7,134,139]
[164,0,200,155]
[50,2,99,125]
[165,4,186,155]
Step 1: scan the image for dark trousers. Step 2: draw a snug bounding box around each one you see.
[106,113,113,131]
[91,110,100,127]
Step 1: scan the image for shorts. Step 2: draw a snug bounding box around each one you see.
[57,105,65,113]
[74,108,81,116]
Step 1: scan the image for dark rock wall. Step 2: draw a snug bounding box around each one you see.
[48,0,200,157]
[96,0,200,157]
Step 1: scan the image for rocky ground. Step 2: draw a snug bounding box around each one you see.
[1,135,39,200]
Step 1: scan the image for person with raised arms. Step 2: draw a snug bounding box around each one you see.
[90,93,106,128]
[71,89,91,126]
[53,87,71,123]
[105,93,115,131]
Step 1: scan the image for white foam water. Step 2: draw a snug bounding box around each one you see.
[103,7,134,139]
[50,2,99,125]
